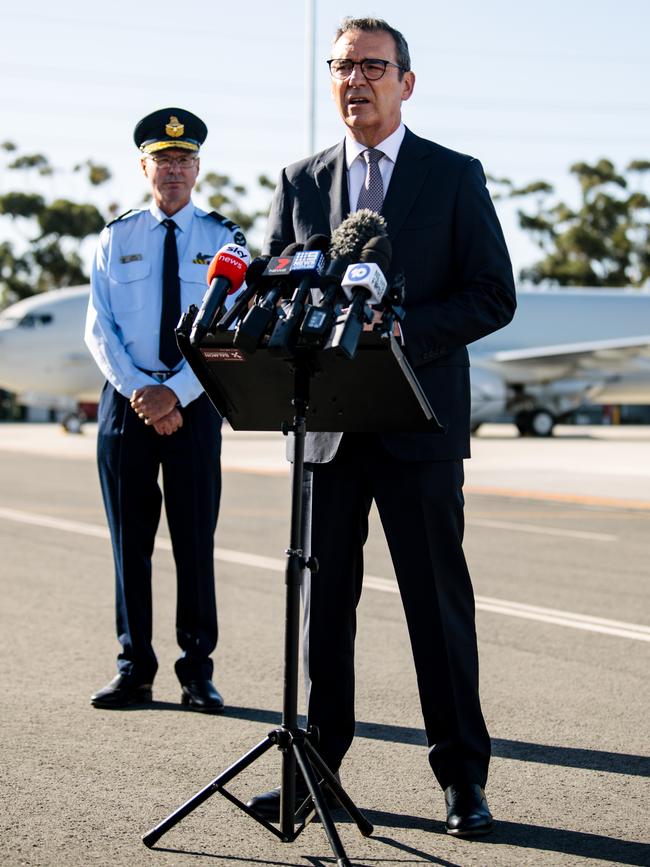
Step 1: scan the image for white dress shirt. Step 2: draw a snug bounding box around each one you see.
[344,123,406,209]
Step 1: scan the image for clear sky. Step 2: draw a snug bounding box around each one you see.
[2,0,649,275]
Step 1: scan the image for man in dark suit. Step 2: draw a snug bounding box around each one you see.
[248,17,516,835]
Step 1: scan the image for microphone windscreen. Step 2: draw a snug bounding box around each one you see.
[280,241,304,257]
[329,209,388,261]
[245,255,272,287]
[359,235,392,275]
[303,233,330,254]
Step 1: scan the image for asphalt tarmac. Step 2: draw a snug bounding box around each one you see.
[0,423,648,867]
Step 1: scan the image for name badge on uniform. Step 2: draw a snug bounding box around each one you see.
[119,254,143,263]
[193,252,214,265]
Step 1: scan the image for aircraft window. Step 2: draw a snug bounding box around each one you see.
[18,313,53,328]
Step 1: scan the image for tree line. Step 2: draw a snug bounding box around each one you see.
[1,141,648,309]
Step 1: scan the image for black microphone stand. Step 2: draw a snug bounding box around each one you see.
[142,337,373,866]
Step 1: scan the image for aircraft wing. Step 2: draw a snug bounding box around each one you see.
[489,335,650,382]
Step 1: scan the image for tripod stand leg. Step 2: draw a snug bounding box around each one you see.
[142,735,275,848]
[304,740,374,837]
[294,741,353,867]
[279,744,296,838]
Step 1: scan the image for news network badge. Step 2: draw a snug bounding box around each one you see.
[290,250,325,275]
[220,243,248,261]
[263,256,293,276]
[346,264,371,283]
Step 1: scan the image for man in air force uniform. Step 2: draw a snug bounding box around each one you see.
[85,107,246,713]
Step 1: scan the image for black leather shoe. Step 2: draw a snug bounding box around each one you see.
[180,679,225,713]
[247,774,340,823]
[90,674,153,708]
[444,783,493,836]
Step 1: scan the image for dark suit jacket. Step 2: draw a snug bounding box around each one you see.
[263,127,516,462]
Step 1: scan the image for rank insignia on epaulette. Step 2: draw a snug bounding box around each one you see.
[192,252,213,264]
[119,253,143,263]
[207,211,247,249]
[166,116,184,137]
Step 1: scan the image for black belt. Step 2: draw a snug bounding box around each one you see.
[137,367,176,383]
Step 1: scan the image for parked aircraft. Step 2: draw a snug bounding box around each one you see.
[470,288,650,434]
[0,286,102,428]
[0,285,648,435]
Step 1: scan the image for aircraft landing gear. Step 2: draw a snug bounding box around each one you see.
[515,408,556,437]
[61,411,86,434]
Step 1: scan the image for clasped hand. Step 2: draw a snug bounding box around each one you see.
[130,385,183,435]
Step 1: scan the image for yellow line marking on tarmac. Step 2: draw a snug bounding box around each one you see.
[466,518,617,542]
[465,486,650,510]
[223,465,287,477]
[1,506,647,642]
[220,469,650,509]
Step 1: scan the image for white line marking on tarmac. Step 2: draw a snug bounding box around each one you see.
[1,506,646,642]
[0,507,110,538]
[466,518,617,542]
[363,578,650,641]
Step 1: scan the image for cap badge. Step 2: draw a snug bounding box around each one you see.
[166,116,184,137]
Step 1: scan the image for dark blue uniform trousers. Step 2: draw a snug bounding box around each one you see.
[303,433,491,790]
[97,383,222,685]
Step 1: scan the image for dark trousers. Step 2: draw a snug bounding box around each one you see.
[97,383,222,684]
[303,433,490,790]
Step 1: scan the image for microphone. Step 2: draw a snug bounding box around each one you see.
[190,243,250,345]
[340,235,391,303]
[341,261,388,303]
[233,242,303,353]
[267,234,329,355]
[300,209,388,347]
[328,234,393,360]
[215,255,271,331]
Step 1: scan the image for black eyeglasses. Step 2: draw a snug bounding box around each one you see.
[327,58,405,81]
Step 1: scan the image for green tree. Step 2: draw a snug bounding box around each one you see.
[0,146,108,306]
[196,172,275,256]
[0,143,274,307]
[492,158,650,287]
[73,159,112,186]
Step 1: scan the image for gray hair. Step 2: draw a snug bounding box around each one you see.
[333,17,411,76]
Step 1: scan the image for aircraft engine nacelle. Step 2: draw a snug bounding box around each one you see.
[470,365,508,424]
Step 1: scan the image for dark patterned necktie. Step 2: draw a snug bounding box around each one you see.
[356,148,384,213]
[159,218,182,369]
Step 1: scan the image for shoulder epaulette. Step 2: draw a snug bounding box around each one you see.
[106,208,140,228]
[207,210,247,247]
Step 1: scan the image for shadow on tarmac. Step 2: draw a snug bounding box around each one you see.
[152,851,301,865]
[367,818,650,866]
[147,815,650,866]
[112,703,650,778]
[491,737,650,778]
[166,704,648,779]
[114,701,650,780]
[127,706,650,863]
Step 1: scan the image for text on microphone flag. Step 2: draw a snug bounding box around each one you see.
[290,250,326,274]
[206,242,250,286]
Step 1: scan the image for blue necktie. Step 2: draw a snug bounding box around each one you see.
[159,218,182,369]
[356,148,384,213]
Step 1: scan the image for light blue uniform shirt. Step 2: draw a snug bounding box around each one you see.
[85,199,245,406]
